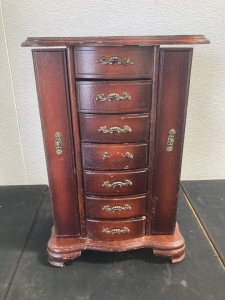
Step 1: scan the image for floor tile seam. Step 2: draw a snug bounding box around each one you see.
[180,185,225,271]
[4,186,49,299]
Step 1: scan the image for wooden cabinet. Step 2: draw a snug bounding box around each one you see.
[22,35,209,267]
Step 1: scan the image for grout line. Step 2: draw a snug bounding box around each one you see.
[4,186,49,300]
[0,1,28,184]
[180,185,225,270]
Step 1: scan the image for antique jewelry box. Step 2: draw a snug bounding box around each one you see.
[22,35,209,266]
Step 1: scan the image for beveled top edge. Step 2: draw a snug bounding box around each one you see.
[22,35,210,47]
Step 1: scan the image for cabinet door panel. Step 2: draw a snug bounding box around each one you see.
[152,48,193,234]
[33,50,80,236]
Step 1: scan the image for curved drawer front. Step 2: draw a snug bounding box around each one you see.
[74,46,153,79]
[83,169,148,196]
[77,80,152,113]
[86,217,146,240]
[79,114,150,143]
[82,143,148,170]
[85,194,147,219]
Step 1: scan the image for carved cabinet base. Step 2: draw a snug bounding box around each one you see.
[22,36,209,267]
[47,223,185,267]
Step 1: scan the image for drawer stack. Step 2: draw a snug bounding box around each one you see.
[74,46,154,240]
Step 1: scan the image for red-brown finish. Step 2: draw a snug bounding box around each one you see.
[66,48,86,236]
[152,48,193,234]
[79,113,151,143]
[47,223,185,267]
[83,169,148,196]
[82,143,148,170]
[22,35,210,47]
[23,35,209,266]
[74,47,154,79]
[146,45,160,235]
[32,50,80,236]
[85,194,147,219]
[86,217,146,240]
[76,80,152,113]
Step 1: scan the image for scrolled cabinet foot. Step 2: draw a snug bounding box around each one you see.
[153,243,185,263]
[48,249,81,267]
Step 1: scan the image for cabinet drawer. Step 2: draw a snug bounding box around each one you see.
[74,46,153,79]
[86,217,146,240]
[85,194,147,219]
[79,114,150,143]
[77,81,152,113]
[83,169,148,196]
[82,143,148,170]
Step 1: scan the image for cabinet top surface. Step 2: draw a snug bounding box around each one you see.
[22,35,210,47]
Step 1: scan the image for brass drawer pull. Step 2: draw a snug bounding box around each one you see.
[55,132,62,155]
[102,179,132,188]
[96,56,133,66]
[96,92,131,102]
[102,227,130,234]
[102,151,133,160]
[98,125,132,134]
[166,129,176,152]
[102,204,132,212]
[102,152,110,159]
[123,152,133,159]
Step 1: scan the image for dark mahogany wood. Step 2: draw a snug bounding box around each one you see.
[86,217,146,240]
[22,35,210,47]
[32,50,80,237]
[79,113,151,143]
[23,35,209,266]
[146,45,160,235]
[152,48,193,234]
[83,169,148,196]
[85,194,147,219]
[74,46,154,79]
[82,143,148,170]
[47,223,185,267]
[66,47,86,237]
[76,80,152,113]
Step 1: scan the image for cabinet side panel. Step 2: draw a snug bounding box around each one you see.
[33,50,80,236]
[152,48,193,234]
